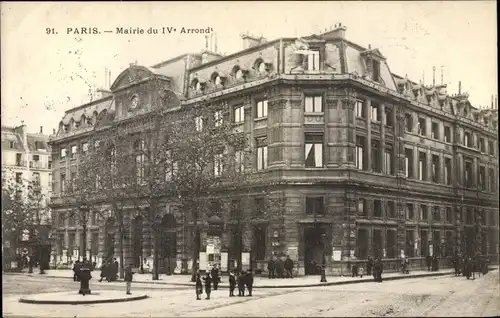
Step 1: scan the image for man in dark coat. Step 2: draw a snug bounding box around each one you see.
[211,265,220,290]
[202,272,212,300]
[228,271,236,297]
[452,255,459,276]
[195,272,203,300]
[124,264,134,295]
[276,258,284,278]
[426,255,432,271]
[73,260,81,282]
[112,258,119,281]
[245,270,254,296]
[99,261,108,282]
[432,256,439,271]
[352,262,359,277]
[366,257,373,276]
[374,258,383,282]
[267,258,275,279]
[284,255,294,278]
[237,271,246,296]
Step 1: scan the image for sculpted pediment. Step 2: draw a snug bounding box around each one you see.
[110,65,157,91]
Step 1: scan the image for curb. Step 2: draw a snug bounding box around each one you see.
[19,293,148,305]
[8,271,459,289]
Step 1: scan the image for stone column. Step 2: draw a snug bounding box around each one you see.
[439,153,445,184]
[395,107,406,177]
[346,96,356,167]
[426,148,432,182]
[413,147,419,180]
[366,99,372,172]
[98,223,105,258]
[473,157,479,188]
[456,154,464,186]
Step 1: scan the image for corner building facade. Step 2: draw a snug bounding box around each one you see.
[49,26,499,275]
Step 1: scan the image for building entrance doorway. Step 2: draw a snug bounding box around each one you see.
[304,227,326,275]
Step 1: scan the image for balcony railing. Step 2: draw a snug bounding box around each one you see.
[15,160,27,167]
[29,161,48,169]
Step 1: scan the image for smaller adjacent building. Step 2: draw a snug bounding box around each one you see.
[1,124,53,269]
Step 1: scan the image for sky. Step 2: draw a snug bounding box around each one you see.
[1,1,497,134]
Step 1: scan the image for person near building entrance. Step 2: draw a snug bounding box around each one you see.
[284,255,294,278]
[276,257,284,278]
[245,270,254,296]
[99,260,108,282]
[358,265,364,278]
[426,255,432,271]
[267,258,275,279]
[228,270,236,297]
[373,258,383,282]
[202,272,212,300]
[211,265,220,290]
[195,272,203,300]
[352,262,359,277]
[124,264,134,295]
[432,255,439,271]
[73,260,81,282]
[366,257,373,276]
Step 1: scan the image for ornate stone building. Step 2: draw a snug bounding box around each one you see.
[49,26,499,274]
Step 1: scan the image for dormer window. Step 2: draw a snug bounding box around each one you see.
[196,82,202,92]
[215,76,222,86]
[305,50,320,71]
[463,107,468,117]
[372,60,380,82]
[235,69,243,80]
[258,62,267,73]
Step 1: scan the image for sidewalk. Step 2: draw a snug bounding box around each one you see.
[5,268,468,288]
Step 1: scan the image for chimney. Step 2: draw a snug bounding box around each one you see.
[441,66,444,85]
[240,33,266,50]
[492,95,494,109]
[104,68,108,88]
[205,35,209,50]
[458,81,462,94]
[108,70,111,87]
[40,126,43,134]
[214,34,218,53]
[495,95,498,109]
[321,24,347,40]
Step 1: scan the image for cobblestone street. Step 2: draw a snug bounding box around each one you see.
[3,271,499,317]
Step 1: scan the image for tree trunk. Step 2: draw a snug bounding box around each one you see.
[82,223,87,260]
[152,230,159,280]
[190,228,200,282]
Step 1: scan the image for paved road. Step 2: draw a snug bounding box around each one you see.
[3,271,499,317]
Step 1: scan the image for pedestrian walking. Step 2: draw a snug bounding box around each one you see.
[73,260,81,282]
[99,261,108,282]
[366,257,373,276]
[276,258,284,278]
[195,272,203,300]
[284,255,294,278]
[228,271,236,297]
[124,264,134,295]
[267,258,275,279]
[237,271,246,296]
[426,255,432,271]
[112,258,119,281]
[245,270,254,296]
[202,272,212,300]
[211,265,220,290]
[352,262,359,277]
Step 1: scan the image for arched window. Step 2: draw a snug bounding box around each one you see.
[134,140,146,184]
[215,76,222,86]
[235,69,243,79]
[258,61,267,73]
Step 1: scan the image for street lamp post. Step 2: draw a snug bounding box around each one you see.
[321,233,327,283]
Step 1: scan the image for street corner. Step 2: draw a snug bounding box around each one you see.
[19,290,148,305]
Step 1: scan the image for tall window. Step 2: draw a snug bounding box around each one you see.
[489,168,496,192]
[355,136,365,170]
[32,172,40,187]
[420,229,429,257]
[464,132,472,147]
[234,105,245,123]
[488,140,495,155]
[464,160,473,187]
[164,150,178,181]
[386,230,397,258]
[256,137,268,171]
[60,148,67,160]
[355,100,365,118]
[60,173,66,193]
[135,140,146,184]
[254,197,265,217]
[305,95,323,113]
[305,50,320,71]
[479,138,485,153]
[214,152,224,177]
[419,205,428,221]
[48,173,52,187]
[433,206,441,221]
[444,158,452,185]
[387,201,396,218]
[384,146,393,175]
[418,118,426,136]
[445,207,452,223]
[371,102,379,122]
[235,149,245,173]
[305,133,323,168]
[418,152,427,181]
[306,197,324,215]
[405,148,413,178]
[405,230,415,258]
[444,126,451,142]
[406,203,414,220]
[252,225,267,260]
[431,155,440,183]
[373,200,382,218]
[431,122,439,140]
[358,199,366,217]
[371,140,381,172]
[256,100,268,118]
[70,145,77,159]
[405,113,413,132]
[82,142,89,155]
[70,171,77,192]
[384,108,393,127]
[479,166,486,190]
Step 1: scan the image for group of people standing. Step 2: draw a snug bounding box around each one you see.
[195,265,254,300]
[267,255,294,279]
[72,258,95,282]
[425,255,441,272]
[351,257,384,282]
[452,254,490,280]
[98,258,120,282]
